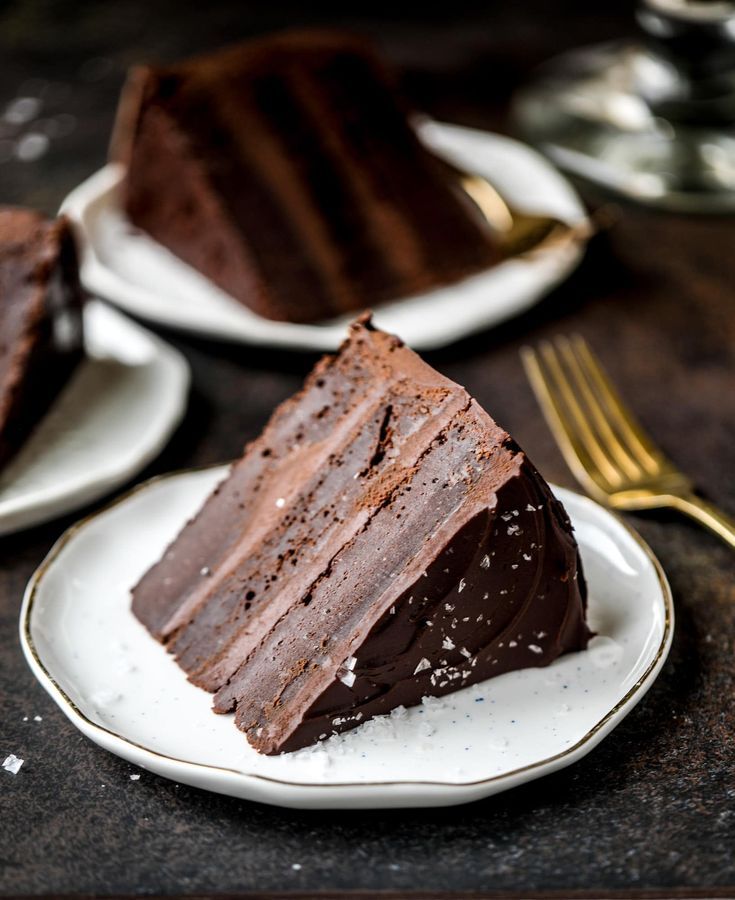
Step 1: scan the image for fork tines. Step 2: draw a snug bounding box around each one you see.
[520,335,669,501]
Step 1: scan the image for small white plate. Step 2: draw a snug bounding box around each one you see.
[0,301,189,535]
[21,465,672,809]
[61,122,587,352]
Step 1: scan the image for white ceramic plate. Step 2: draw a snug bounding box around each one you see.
[0,301,189,535]
[21,465,672,809]
[60,122,587,352]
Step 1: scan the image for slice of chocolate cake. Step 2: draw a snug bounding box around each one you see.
[0,209,85,470]
[132,317,590,755]
[111,30,499,324]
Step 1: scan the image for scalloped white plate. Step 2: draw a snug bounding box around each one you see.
[21,465,672,809]
[0,301,189,535]
[61,122,587,351]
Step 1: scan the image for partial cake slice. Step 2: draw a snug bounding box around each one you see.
[0,209,85,470]
[111,29,499,324]
[133,317,590,754]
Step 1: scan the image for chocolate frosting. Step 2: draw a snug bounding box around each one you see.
[133,317,590,754]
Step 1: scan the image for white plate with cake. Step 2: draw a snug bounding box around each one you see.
[20,319,672,809]
[0,208,189,535]
[20,469,672,810]
[61,31,588,352]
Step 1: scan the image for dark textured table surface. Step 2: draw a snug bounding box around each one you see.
[1,1,734,897]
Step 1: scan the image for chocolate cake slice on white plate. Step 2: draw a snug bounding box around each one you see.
[111,29,500,324]
[132,316,590,754]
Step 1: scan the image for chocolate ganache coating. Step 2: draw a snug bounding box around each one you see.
[132,316,590,754]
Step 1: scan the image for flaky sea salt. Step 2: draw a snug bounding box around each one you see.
[130,773,141,781]
[3,754,24,775]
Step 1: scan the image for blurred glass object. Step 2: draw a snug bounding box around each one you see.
[513,0,735,211]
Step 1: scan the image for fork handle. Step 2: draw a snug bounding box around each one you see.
[669,493,735,550]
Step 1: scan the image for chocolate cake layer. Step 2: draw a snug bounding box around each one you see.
[0,209,85,470]
[112,30,499,324]
[132,317,590,755]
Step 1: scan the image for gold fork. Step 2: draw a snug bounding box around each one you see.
[435,155,594,258]
[521,335,735,549]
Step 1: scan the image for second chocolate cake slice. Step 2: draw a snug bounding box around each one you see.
[111,30,499,324]
[0,209,85,470]
[132,317,590,754]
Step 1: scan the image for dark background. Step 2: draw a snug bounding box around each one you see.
[1,1,734,897]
